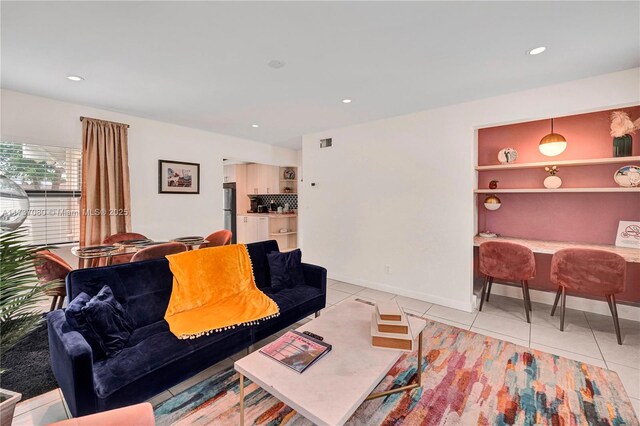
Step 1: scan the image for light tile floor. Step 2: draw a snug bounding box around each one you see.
[14,278,640,424]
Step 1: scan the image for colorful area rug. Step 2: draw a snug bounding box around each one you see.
[154,317,639,426]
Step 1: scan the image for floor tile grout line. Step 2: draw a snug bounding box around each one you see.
[469,310,480,330]
[58,388,70,419]
[583,311,609,367]
[471,326,529,343]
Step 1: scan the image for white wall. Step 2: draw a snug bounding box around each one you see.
[301,68,640,312]
[1,90,299,240]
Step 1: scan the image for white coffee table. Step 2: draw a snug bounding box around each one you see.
[234,300,428,426]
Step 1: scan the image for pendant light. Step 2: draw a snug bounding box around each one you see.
[483,195,502,211]
[539,118,567,156]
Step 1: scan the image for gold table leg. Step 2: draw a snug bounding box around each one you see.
[365,330,423,400]
[239,373,245,426]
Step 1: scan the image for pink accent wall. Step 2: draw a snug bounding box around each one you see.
[478,107,640,166]
[476,106,640,305]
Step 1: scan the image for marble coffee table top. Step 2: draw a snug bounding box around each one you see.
[234,300,427,426]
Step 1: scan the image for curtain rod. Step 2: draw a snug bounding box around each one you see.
[80,116,130,128]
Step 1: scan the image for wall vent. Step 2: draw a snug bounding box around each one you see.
[320,138,332,148]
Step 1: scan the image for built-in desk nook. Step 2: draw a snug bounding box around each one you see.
[474,106,640,307]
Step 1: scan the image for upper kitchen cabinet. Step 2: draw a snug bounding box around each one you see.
[247,164,280,195]
[223,164,236,183]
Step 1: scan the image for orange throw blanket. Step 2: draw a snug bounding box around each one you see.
[164,244,279,339]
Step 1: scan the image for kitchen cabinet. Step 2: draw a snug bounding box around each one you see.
[246,164,280,195]
[236,215,269,243]
[223,165,236,183]
[268,214,298,252]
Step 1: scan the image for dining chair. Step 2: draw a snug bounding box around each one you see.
[478,241,535,323]
[102,232,148,265]
[130,242,188,262]
[550,248,627,344]
[199,230,232,249]
[35,250,73,311]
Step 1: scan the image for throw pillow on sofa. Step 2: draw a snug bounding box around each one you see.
[266,249,306,291]
[82,285,134,357]
[65,292,106,360]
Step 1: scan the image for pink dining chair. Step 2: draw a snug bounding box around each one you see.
[35,250,73,311]
[199,230,232,249]
[479,241,535,323]
[102,232,148,265]
[130,242,188,262]
[550,248,627,345]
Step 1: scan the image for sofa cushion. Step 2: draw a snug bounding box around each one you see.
[245,240,280,289]
[263,285,322,312]
[92,326,190,398]
[66,258,174,328]
[267,249,305,291]
[65,292,106,360]
[92,321,250,398]
[82,286,134,358]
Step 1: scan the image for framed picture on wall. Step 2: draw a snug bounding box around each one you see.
[615,220,640,249]
[158,160,200,194]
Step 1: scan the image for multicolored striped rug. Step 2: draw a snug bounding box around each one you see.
[154,317,638,425]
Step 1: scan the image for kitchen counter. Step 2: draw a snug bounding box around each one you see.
[243,212,297,218]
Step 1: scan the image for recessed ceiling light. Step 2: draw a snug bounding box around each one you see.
[342,99,352,104]
[527,46,546,56]
[251,124,259,128]
[267,60,285,69]
[66,75,84,81]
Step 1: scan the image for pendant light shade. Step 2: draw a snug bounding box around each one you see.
[539,118,567,157]
[484,195,502,211]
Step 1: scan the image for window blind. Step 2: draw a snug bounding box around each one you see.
[0,142,82,246]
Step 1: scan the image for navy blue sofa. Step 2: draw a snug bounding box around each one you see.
[47,240,326,417]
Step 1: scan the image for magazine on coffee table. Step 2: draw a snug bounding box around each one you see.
[259,330,332,373]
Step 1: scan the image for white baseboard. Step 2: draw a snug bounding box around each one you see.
[487,282,640,322]
[328,274,475,313]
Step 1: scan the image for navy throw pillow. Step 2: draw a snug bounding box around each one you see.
[81,285,134,358]
[266,249,305,291]
[65,292,106,360]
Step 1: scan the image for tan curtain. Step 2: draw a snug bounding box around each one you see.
[80,118,132,247]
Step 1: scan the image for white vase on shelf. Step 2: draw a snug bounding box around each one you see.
[544,175,562,189]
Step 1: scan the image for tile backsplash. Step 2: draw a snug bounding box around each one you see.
[253,194,298,210]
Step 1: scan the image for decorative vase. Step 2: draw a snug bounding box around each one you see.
[613,134,633,157]
[0,175,30,231]
[497,148,517,164]
[544,175,562,189]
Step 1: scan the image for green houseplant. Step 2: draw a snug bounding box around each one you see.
[0,227,53,426]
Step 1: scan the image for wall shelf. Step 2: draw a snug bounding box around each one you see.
[476,156,640,171]
[475,187,640,193]
[270,231,297,236]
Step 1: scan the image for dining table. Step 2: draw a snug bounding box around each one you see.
[71,236,209,268]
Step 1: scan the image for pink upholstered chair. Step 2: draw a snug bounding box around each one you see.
[49,402,155,426]
[102,232,148,265]
[35,250,73,311]
[479,241,535,323]
[130,242,188,262]
[550,248,627,344]
[199,230,232,249]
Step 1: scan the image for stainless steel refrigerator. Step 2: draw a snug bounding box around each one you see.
[223,183,236,243]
